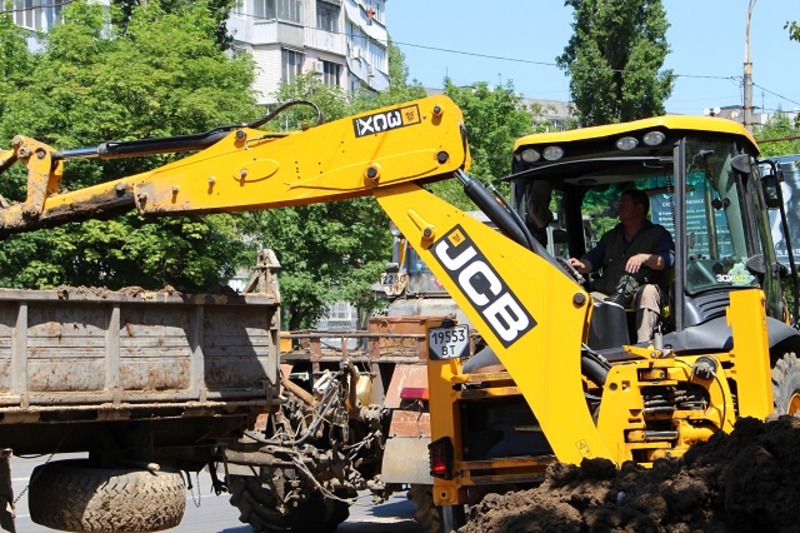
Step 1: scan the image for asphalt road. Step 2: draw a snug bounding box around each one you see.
[9,454,423,533]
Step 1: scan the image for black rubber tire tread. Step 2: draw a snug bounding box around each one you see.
[28,459,185,532]
[408,485,441,533]
[229,475,288,532]
[228,474,349,533]
[772,351,800,415]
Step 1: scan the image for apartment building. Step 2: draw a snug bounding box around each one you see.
[5,0,389,105]
[227,0,389,104]
[4,0,74,50]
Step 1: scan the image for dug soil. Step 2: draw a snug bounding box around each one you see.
[463,415,800,532]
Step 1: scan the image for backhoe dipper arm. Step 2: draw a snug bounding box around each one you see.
[0,98,465,234]
[0,95,607,465]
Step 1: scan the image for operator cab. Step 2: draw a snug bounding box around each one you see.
[509,116,786,350]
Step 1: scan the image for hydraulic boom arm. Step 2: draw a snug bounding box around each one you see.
[0,95,608,464]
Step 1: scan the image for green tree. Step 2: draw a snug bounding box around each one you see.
[558,0,675,126]
[241,201,390,330]
[445,80,538,185]
[757,111,800,157]
[0,1,259,290]
[0,13,32,132]
[244,74,392,329]
[272,72,350,129]
[111,0,236,49]
[422,80,543,210]
[787,20,800,42]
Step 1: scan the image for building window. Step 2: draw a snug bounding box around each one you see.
[329,301,353,321]
[254,0,302,23]
[5,0,62,31]
[367,39,386,72]
[322,61,341,87]
[316,1,338,32]
[282,49,304,83]
[366,0,384,24]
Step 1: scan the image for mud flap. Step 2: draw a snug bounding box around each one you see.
[0,449,14,533]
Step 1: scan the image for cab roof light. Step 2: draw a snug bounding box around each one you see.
[643,130,666,146]
[542,145,564,161]
[520,148,541,163]
[616,136,639,151]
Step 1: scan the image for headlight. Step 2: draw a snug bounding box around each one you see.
[643,131,666,146]
[542,146,564,161]
[616,136,639,151]
[520,148,541,163]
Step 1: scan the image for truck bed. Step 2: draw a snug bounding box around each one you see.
[0,286,279,454]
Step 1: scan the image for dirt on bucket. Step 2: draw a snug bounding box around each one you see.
[462,415,800,532]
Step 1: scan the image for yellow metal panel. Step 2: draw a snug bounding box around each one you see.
[514,115,758,154]
[727,289,773,420]
[134,96,470,215]
[378,183,613,466]
[0,96,470,233]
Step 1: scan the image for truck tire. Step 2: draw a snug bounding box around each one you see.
[228,474,349,533]
[772,352,800,415]
[408,485,441,533]
[28,459,185,532]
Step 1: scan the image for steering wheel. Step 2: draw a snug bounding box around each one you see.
[556,256,586,285]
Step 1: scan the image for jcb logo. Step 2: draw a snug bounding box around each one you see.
[353,105,420,137]
[432,226,535,347]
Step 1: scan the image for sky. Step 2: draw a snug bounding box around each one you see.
[385,1,799,116]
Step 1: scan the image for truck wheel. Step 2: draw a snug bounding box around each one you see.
[28,459,185,532]
[228,474,349,533]
[772,352,800,415]
[408,485,442,533]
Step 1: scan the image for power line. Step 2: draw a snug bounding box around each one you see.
[6,5,799,111]
[393,39,740,81]
[752,82,800,108]
[391,41,558,68]
[0,5,754,83]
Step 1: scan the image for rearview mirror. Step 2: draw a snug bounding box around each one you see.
[731,154,754,174]
[761,173,781,209]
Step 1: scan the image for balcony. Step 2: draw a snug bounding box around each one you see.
[228,14,304,47]
[305,28,345,55]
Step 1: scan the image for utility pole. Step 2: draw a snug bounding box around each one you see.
[744,0,757,132]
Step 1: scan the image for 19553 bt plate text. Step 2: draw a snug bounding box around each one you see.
[428,324,469,360]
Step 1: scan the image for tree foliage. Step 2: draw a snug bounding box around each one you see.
[445,80,538,185]
[757,111,800,158]
[0,5,551,329]
[249,74,393,329]
[111,0,236,49]
[0,1,259,291]
[787,20,800,42]
[558,0,675,126]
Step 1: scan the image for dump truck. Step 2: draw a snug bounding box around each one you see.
[0,267,281,532]
[0,96,795,532]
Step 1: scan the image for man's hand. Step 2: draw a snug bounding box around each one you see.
[625,253,652,274]
[568,257,591,274]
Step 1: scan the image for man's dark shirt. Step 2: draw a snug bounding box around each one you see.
[583,220,675,294]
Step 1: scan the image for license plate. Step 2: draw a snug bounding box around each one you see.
[381,272,401,286]
[428,325,469,360]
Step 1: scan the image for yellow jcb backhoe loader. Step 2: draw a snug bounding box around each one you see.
[424,114,800,531]
[0,96,796,532]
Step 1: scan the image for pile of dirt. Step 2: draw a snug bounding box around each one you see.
[464,416,800,532]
